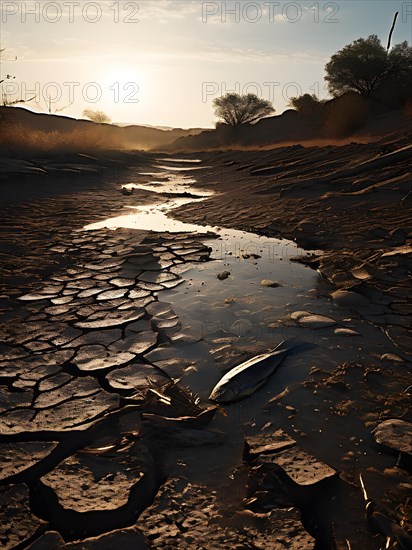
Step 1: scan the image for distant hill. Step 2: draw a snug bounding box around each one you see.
[2,98,410,156]
[162,93,411,152]
[0,107,205,152]
[113,121,200,132]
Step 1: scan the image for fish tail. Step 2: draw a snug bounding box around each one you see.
[270,338,315,354]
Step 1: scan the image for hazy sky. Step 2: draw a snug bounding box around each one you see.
[1,1,411,127]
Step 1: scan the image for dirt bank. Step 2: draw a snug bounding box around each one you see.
[0,139,411,549]
[172,128,412,358]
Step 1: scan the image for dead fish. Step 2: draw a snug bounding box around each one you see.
[141,407,218,430]
[209,339,313,404]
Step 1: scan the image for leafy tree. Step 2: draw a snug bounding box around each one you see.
[82,109,111,123]
[325,35,412,97]
[288,93,324,114]
[213,93,275,127]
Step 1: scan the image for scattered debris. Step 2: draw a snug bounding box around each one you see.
[360,475,412,550]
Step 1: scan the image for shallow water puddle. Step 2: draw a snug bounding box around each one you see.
[158,158,202,163]
[84,197,213,233]
[85,166,215,233]
[156,164,212,171]
[122,182,213,197]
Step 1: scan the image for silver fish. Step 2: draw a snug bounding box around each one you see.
[208,339,312,404]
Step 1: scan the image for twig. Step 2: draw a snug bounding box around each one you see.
[387,12,399,52]
[400,189,411,205]
[359,474,368,501]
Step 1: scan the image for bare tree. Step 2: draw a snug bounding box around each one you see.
[82,109,111,124]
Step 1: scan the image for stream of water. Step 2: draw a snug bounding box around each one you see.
[84,158,394,482]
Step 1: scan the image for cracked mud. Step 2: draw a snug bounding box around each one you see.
[1,148,411,549]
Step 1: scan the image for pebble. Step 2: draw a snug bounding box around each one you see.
[334,327,360,336]
[380,353,404,363]
[298,314,337,329]
[373,419,412,455]
[290,310,311,320]
[260,279,281,287]
[331,289,371,310]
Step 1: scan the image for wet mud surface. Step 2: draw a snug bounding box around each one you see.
[0,145,411,549]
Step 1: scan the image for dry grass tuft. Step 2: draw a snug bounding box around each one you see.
[0,123,125,156]
[323,94,370,139]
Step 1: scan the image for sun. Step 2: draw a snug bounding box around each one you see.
[102,66,145,92]
[100,66,146,108]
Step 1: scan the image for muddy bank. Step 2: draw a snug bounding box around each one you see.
[172,129,412,358]
[0,151,162,297]
[0,148,411,549]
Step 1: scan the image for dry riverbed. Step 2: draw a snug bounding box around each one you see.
[0,142,411,549]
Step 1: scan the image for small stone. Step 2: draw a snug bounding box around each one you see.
[351,266,373,280]
[331,290,371,310]
[260,446,336,486]
[217,271,230,281]
[381,353,404,363]
[373,419,412,455]
[260,279,281,288]
[334,328,360,336]
[290,310,311,320]
[298,315,336,329]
